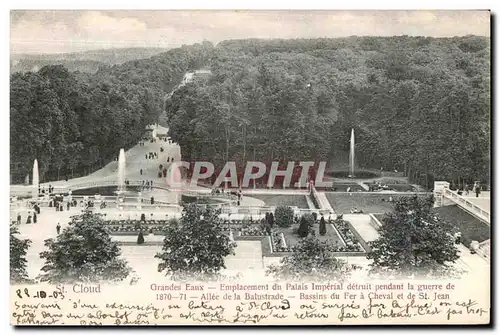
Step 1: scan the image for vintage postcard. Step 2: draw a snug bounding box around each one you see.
[9,10,491,325]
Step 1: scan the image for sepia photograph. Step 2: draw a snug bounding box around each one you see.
[8,9,491,325]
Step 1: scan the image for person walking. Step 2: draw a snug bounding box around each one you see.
[17,214,21,225]
[140,168,143,175]
[475,185,481,198]
[56,223,61,235]
[67,202,70,211]
[33,212,37,223]
[26,215,32,224]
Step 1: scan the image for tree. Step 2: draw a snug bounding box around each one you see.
[137,231,145,245]
[275,205,294,228]
[10,224,32,284]
[38,211,131,283]
[297,213,315,237]
[367,195,461,278]
[319,216,327,236]
[266,236,350,281]
[155,204,236,280]
[267,212,275,227]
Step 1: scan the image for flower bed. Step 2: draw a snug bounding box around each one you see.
[106,225,165,233]
[239,225,267,236]
[331,219,364,252]
[270,231,292,252]
[104,219,170,225]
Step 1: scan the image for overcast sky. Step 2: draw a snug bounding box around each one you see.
[10,10,490,54]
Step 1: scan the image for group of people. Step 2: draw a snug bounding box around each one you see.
[158,164,168,178]
[457,183,482,198]
[141,180,154,190]
[146,152,158,159]
[17,211,37,224]
[211,188,243,205]
[38,184,55,195]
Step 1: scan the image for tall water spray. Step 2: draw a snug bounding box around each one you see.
[32,159,39,198]
[117,149,126,193]
[349,129,355,178]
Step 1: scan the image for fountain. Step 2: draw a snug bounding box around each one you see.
[32,159,39,198]
[117,148,126,194]
[348,129,355,178]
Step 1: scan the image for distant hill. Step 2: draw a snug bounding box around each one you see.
[10,47,168,73]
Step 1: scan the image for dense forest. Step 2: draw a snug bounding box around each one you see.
[11,36,490,188]
[165,36,490,188]
[11,47,168,74]
[10,43,213,183]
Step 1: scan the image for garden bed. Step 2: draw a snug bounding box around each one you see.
[316,183,366,192]
[325,193,429,214]
[274,224,343,250]
[249,194,309,208]
[366,183,417,192]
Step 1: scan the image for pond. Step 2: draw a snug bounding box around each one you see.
[181,195,227,205]
[327,170,380,179]
[71,186,142,196]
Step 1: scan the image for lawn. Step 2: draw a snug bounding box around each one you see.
[249,194,310,208]
[366,184,416,192]
[326,193,429,214]
[277,223,344,248]
[431,205,490,247]
[331,183,366,192]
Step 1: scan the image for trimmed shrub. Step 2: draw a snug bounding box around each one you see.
[137,231,145,244]
[297,217,310,238]
[319,217,327,236]
[275,206,294,228]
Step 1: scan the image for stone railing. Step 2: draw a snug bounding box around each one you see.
[442,188,490,225]
[477,239,490,260]
[309,185,323,209]
[368,213,383,230]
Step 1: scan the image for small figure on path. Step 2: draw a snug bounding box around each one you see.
[17,214,21,225]
[33,212,37,223]
[56,223,61,235]
[475,184,481,198]
[140,169,143,175]
[67,202,70,211]
[150,197,155,205]
[26,215,32,224]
